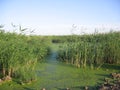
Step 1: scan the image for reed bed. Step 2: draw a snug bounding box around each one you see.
[57,32,120,69]
[0,28,49,83]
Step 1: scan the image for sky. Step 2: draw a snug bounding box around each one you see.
[0,0,120,35]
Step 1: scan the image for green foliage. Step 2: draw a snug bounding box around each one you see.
[57,32,120,68]
[0,29,49,82]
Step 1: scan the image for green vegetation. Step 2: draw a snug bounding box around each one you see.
[0,25,120,90]
[57,32,120,69]
[0,27,49,84]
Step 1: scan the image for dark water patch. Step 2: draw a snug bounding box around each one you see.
[102,64,120,71]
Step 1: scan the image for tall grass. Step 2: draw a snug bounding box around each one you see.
[57,31,120,69]
[0,27,49,83]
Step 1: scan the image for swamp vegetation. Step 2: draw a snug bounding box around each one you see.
[0,26,120,90]
[57,32,120,69]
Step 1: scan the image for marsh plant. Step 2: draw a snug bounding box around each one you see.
[0,26,49,83]
[57,31,120,69]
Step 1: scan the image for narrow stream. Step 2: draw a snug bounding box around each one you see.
[43,50,59,75]
[47,49,58,64]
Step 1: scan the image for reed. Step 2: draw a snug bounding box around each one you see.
[57,31,120,68]
[0,27,49,83]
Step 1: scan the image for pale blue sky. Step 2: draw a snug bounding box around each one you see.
[0,0,120,35]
